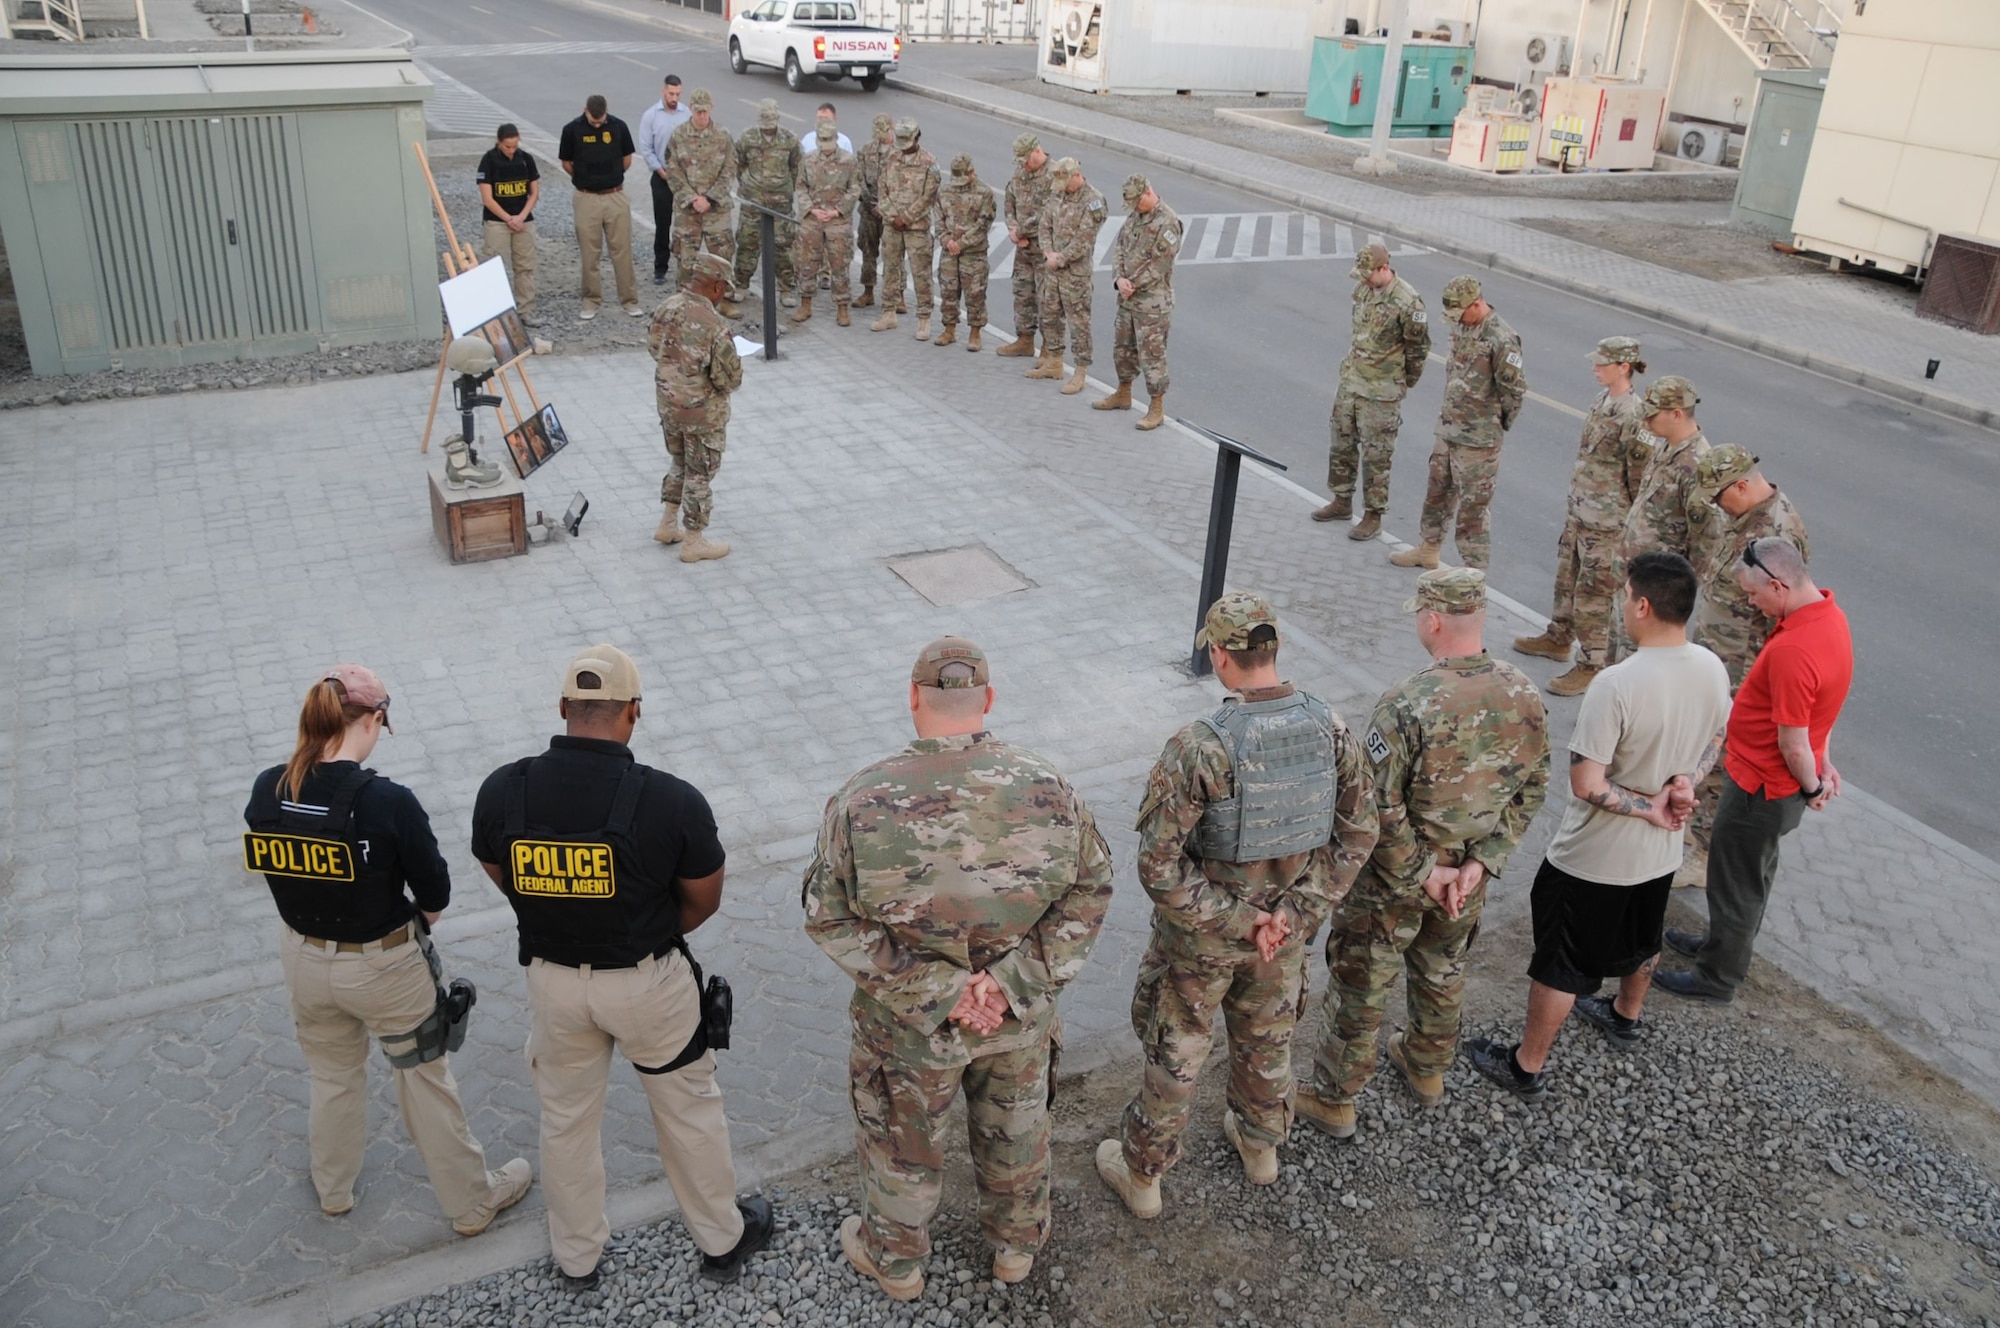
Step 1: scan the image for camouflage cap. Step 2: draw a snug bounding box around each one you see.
[1440,275,1482,313]
[1350,242,1392,278]
[911,636,990,688]
[757,98,781,128]
[1401,566,1487,615]
[1694,444,1760,500]
[1589,335,1642,365]
[1196,590,1280,652]
[949,152,974,183]
[1049,155,1080,178]
[688,88,713,110]
[561,644,642,703]
[816,121,838,144]
[1121,173,1150,206]
[873,112,895,135]
[1013,131,1040,159]
[689,251,733,284]
[894,117,920,144]
[1642,374,1700,415]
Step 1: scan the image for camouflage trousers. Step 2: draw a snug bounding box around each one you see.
[936,246,989,329]
[1119,921,1307,1179]
[1310,867,1487,1101]
[1040,265,1095,365]
[733,201,798,295]
[848,1028,1053,1281]
[1328,389,1403,515]
[795,215,854,300]
[856,203,883,292]
[878,224,933,311]
[1112,301,1170,396]
[672,208,735,291]
[1011,242,1045,339]
[1546,519,1625,666]
[1418,439,1503,570]
[660,422,725,532]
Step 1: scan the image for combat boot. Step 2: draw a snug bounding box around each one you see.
[790,295,813,324]
[836,302,851,327]
[933,321,955,347]
[992,1249,1034,1284]
[1390,543,1441,569]
[679,531,731,563]
[1222,1109,1279,1186]
[913,312,932,341]
[995,333,1036,357]
[1547,663,1601,697]
[1674,842,1709,890]
[966,327,982,352]
[1136,392,1166,430]
[838,1215,922,1302]
[653,506,684,545]
[1025,353,1064,380]
[443,439,503,489]
[1348,511,1382,541]
[870,308,899,332]
[1091,381,1133,411]
[718,298,742,318]
[1311,496,1353,523]
[1294,1085,1356,1139]
[1059,364,1089,395]
[854,286,875,308]
[1513,631,1573,662]
[780,290,797,309]
[1387,1031,1445,1106]
[1093,1140,1162,1219]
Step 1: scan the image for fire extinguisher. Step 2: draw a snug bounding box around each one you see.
[1350,74,1364,107]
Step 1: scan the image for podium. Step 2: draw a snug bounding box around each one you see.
[429,456,526,563]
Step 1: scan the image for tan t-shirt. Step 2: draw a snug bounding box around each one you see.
[1546,642,1731,886]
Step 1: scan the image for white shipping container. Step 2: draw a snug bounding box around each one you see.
[1040,0,1342,96]
[858,0,1038,43]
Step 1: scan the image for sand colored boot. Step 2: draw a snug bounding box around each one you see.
[1025,352,1064,380]
[790,295,813,324]
[838,1215,922,1302]
[1091,381,1133,411]
[1136,392,1166,430]
[1312,496,1352,523]
[836,302,851,327]
[870,308,899,332]
[932,322,956,347]
[995,332,1036,357]
[1294,1085,1357,1139]
[992,1249,1034,1284]
[1388,1031,1446,1107]
[853,286,875,308]
[1059,364,1089,395]
[679,530,731,563]
[913,311,932,341]
[1094,1140,1162,1219]
[1348,511,1382,541]
[1390,543,1441,569]
[1513,631,1573,662]
[443,439,502,489]
[1223,1110,1279,1186]
[967,327,982,352]
[653,505,684,545]
[1547,663,1601,697]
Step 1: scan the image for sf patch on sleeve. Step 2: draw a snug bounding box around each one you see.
[1365,728,1392,764]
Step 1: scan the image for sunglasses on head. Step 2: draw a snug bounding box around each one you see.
[1742,543,1784,585]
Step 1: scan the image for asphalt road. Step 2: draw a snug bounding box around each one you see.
[347,0,2000,859]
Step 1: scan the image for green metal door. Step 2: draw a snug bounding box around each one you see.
[1733,77,1824,235]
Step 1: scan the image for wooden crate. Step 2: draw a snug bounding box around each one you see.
[429,457,527,563]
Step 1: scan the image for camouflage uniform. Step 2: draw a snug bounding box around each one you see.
[647,260,743,533]
[1330,251,1430,516]
[803,639,1113,1283]
[1418,278,1527,570]
[1609,376,1714,660]
[1110,177,1180,397]
[1003,138,1051,341]
[795,136,861,302]
[1311,570,1550,1104]
[934,157,996,334]
[853,114,894,302]
[1545,378,1653,666]
[1118,594,1378,1179]
[664,95,736,292]
[1040,164,1107,366]
[876,122,939,315]
[733,107,802,296]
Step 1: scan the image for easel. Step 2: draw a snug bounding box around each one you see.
[413,141,544,455]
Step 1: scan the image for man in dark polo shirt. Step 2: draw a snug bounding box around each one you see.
[477,124,541,325]
[559,94,641,321]
[472,643,772,1292]
[1658,537,1853,1004]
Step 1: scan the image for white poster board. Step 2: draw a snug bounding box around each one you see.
[440,258,517,337]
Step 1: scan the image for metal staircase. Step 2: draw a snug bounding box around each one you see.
[4,0,87,40]
[1697,0,1841,71]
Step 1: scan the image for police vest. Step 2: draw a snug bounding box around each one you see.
[497,758,680,968]
[1190,692,1339,863]
[243,767,401,934]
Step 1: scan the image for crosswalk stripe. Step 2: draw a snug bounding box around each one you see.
[978,213,1424,281]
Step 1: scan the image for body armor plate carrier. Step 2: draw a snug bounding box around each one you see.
[1190,692,1338,863]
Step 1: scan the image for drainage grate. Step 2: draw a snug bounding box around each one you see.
[886,544,1034,607]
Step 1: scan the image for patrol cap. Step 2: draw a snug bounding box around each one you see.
[688,88,713,110]
[323,664,391,730]
[1694,444,1760,501]
[1013,132,1040,159]
[873,112,895,135]
[1642,374,1700,415]
[1350,242,1392,278]
[911,636,990,688]
[1121,173,1150,206]
[1049,155,1080,179]
[1589,335,1642,365]
[1401,566,1487,615]
[562,644,642,703]
[689,251,733,284]
[816,122,838,145]
[949,153,974,183]
[757,98,781,128]
[894,117,920,144]
[1196,591,1280,652]
[1440,275,1482,314]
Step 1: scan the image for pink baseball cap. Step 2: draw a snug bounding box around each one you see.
[323,664,392,731]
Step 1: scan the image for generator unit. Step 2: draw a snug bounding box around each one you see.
[1305,35,1474,138]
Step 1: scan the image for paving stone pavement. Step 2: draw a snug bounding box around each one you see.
[3,303,1998,1326]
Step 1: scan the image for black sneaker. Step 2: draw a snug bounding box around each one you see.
[700,1195,775,1283]
[1466,1037,1549,1103]
[653,271,668,285]
[559,1263,601,1293]
[1663,928,1704,957]
[1574,994,1645,1047]
[1653,969,1733,1005]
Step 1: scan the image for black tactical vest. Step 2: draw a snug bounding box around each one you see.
[244,767,403,937]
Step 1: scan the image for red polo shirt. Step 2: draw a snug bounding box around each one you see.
[1725,590,1852,797]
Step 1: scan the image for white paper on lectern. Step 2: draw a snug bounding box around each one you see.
[440,258,517,337]
[733,336,762,357]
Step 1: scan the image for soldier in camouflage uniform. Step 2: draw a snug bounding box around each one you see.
[647,252,743,564]
[1608,376,1714,661]
[664,90,739,314]
[871,118,940,339]
[1298,569,1549,1137]
[792,122,860,326]
[804,637,1113,1300]
[1097,593,1377,1218]
[1031,157,1108,396]
[852,114,894,310]
[1315,243,1430,541]
[1514,336,1656,697]
[732,100,802,306]
[1393,277,1527,572]
[997,134,1051,358]
[932,153,995,351]
[1095,174,1180,432]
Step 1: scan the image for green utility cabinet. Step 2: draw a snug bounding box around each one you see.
[1732,68,1828,236]
[1306,36,1474,138]
[0,51,437,375]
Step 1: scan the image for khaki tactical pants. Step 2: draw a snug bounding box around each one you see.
[483,219,538,316]
[573,189,637,309]
[525,951,745,1277]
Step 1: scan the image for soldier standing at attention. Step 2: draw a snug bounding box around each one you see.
[648,253,743,564]
[872,118,940,338]
[665,90,739,315]
[1094,174,1180,431]
[1298,570,1549,1137]
[996,134,1051,359]
[1608,376,1713,660]
[1513,336,1654,697]
[1097,594,1377,1218]
[558,94,640,321]
[805,638,1113,1301]
[852,114,894,310]
[1315,243,1429,541]
[932,153,996,351]
[792,122,860,326]
[245,665,533,1234]
[732,99,802,308]
[1392,277,1526,571]
[1031,157,1108,395]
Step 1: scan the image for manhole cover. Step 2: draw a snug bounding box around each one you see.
[886,544,1034,607]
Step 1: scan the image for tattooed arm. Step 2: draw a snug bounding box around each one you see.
[1569,752,1687,831]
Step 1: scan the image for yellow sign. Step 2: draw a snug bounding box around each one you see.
[244,832,355,882]
[511,840,617,898]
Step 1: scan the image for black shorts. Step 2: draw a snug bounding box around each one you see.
[1526,858,1674,996]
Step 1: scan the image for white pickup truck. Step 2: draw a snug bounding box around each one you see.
[727,0,901,93]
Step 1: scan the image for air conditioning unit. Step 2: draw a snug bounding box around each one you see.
[1916,233,2000,334]
[1522,32,1570,74]
[1670,119,1728,165]
[1430,19,1472,44]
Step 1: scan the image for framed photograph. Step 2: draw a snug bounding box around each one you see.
[476,309,530,367]
[538,404,570,458]
[502,416,541,479]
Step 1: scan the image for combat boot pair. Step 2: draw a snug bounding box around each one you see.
[1025,352,1065,380]
[1136,392,1166,431]
[1222,1109,1278,1186]
[443,439,502,489]
[995,332,1036,357]
[1390,542,1441,569]
[1094,1139,1162,1219]
[790,295,813,324]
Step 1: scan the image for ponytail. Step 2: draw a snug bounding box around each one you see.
[279,679,374,801]
[1631,358,1649,376]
